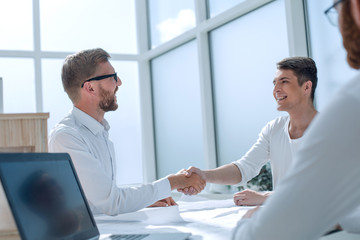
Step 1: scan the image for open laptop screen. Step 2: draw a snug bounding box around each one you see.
[0,153,99,240]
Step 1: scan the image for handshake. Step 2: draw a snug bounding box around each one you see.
[148,166,206,208]
[160,165,268,207]
[163,161,256,199]
[167,166,206,195]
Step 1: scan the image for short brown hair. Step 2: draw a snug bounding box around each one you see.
[61,48,110,103]
[277,57,318,102]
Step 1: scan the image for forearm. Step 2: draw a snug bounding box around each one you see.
[168,171,206,194]
[203,163,242,185]
[168,174,186,190]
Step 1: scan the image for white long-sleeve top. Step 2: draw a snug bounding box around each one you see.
[232,74,360,239]
[48,107,171,216]
[233,115,304,188]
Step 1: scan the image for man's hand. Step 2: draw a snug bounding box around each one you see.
[147,197,177,208]
[183,166,206,180]
[168,170,206,195]
[177,166,206,195]
[233,189,270,206]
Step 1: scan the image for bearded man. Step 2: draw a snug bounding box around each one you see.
[49,48,205,216]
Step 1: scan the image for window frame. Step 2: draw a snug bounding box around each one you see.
[0,0,310,183]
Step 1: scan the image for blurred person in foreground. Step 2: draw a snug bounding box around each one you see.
[232,0,360,239]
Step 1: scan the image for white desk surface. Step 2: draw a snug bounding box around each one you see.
[95,194,360,240]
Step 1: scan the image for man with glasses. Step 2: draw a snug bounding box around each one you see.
[49,48,205,215]
[232,0,360,239]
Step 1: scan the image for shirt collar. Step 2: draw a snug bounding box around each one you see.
[71,106,110,135]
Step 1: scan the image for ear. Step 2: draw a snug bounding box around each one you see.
[303,80,312,95]
[351,0,360,30]
[82,82,96,95]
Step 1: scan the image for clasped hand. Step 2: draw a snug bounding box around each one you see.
[177,166,206,195]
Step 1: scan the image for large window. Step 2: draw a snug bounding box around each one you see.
[0,58,36,113]
[40,0,137,53]
[1,0,332,188]
[210,0,288,166]
[151,41,204,178]
[0,0,141,185]
[0,0,33,50]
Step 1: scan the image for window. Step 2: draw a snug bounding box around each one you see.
[1,0,318,188]
[210,0,288,166]
[151,41,205,178]
[40,0,137,53]
[0,58,36,113]
[148,0,195,48]
[0,0,141,186]
[108,61,142,184]
[207,0,246,18]
[0,0,33,50]
[41,59,72,132]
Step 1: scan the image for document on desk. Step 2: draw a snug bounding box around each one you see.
[95,205,185,224]
[178,197,235,211]
[95,197,253,225]
[177,197,253,223]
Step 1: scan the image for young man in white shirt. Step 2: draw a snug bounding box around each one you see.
[232,0,360,239]
[49,48,205,215]
[181,57,318,206]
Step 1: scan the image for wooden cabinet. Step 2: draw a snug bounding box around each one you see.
[0,113,49,238]
[0,113,49,152]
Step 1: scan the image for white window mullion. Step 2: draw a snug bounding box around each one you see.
[284,0,309,57]
[33,0,43,112]
[136,0,157,182]
[195,0,217,170]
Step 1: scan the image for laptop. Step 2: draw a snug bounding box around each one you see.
[0,153,191,240]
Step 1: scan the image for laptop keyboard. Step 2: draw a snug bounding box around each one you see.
[107,234,150,240]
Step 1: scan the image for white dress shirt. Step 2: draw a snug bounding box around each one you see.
[232,74,360,239]
[233,115,304,189]
[49,107,171,215]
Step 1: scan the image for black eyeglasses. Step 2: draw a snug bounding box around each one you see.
[324,0,343,26]
[81,73,118,88]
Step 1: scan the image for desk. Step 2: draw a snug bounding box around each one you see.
[96,196,244,240]
[95,195,360,240]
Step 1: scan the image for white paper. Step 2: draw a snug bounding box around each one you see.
[178,197,236,212]
[177,197,254,223]
[95,205,185,224]
[95,198,253,225]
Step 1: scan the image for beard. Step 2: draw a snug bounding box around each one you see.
[98,85,118,112]
[341,0,360,69]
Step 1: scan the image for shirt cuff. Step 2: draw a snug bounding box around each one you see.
[153,177,172,200]
[232,162,246,185]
